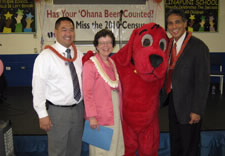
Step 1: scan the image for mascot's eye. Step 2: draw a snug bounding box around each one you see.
[159,38,167,51]
[142,34,153,47]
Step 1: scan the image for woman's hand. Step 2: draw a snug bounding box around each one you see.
[89,117,100,129]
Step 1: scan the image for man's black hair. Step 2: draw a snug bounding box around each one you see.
[55,17,74,29]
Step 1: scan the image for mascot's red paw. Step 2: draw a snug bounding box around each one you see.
[112,23,169,156]
[82,50,95,65]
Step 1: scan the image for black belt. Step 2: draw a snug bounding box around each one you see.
[46,100,77,108]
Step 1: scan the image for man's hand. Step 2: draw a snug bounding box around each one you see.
[39,116,53,131]
[189,112,201,124]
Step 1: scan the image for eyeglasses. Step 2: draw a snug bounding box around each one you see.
[98,41,113,46]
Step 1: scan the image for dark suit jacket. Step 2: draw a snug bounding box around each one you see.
[172,35,210,124]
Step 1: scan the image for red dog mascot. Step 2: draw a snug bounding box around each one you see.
[112,23,169,156]
[83,23,169,156]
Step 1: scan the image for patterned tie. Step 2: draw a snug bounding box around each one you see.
[166,43,177,93]
[66,49,81,101]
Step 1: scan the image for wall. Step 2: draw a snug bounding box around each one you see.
[0,0,224,87]
[0,54,37,86]
[0,0,224,54]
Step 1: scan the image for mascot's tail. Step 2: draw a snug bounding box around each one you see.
[82,50,95,65]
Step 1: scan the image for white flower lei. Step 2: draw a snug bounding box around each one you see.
[90,56,119,88]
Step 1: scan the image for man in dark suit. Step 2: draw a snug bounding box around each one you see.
[165,9,210,156]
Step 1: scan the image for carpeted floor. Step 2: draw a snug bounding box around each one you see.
[0,87,45,135]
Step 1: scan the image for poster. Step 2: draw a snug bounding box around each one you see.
[40,3,158,42]
[165,0,219,32]
[0,0,35,33]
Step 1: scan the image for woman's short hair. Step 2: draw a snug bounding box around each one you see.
[93,29,116,48]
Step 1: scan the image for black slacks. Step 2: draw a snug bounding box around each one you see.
[168,92,201,156]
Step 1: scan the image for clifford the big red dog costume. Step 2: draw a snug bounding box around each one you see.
[112,23,169,156]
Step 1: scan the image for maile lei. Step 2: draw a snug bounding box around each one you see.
[90,56,119,88]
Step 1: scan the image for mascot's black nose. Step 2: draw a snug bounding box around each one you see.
[150,54,163,68]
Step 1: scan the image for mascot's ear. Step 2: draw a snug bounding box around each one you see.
[112,29,138,66]
[82,50,95,65]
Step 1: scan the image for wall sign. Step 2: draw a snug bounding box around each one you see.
[165,0,219,32]
[54,0,146,4]
[0,0,35,33]
[41,3,158,42]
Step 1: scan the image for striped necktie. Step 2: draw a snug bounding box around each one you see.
[66,49,81,101]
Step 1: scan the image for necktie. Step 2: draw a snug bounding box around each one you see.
[66,49,81,101]
[166,43,177,93]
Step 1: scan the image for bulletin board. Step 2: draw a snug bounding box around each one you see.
[0,0,35,33]
[165,0,219,32]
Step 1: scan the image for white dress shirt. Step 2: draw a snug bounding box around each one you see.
[171,32,187,90]
[32,41,83,118]
[174,31,187,55]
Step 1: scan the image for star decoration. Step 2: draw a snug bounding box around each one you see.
[4,11,13,20]
[16,9,24,16]
[201,16,206,20]
[189,15,195,20]
[26,12,33,19]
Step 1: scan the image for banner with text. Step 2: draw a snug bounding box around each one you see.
[165,0,219,32]
[41,3,157,42]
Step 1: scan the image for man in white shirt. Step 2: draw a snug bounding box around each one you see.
[32,17,84,156]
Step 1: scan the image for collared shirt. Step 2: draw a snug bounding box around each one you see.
[83,53,122,125]
[173,31,187,55]
[170,32,186,90]
[32,41,83,118]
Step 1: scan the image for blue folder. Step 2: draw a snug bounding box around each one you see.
[82,120,114,151]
